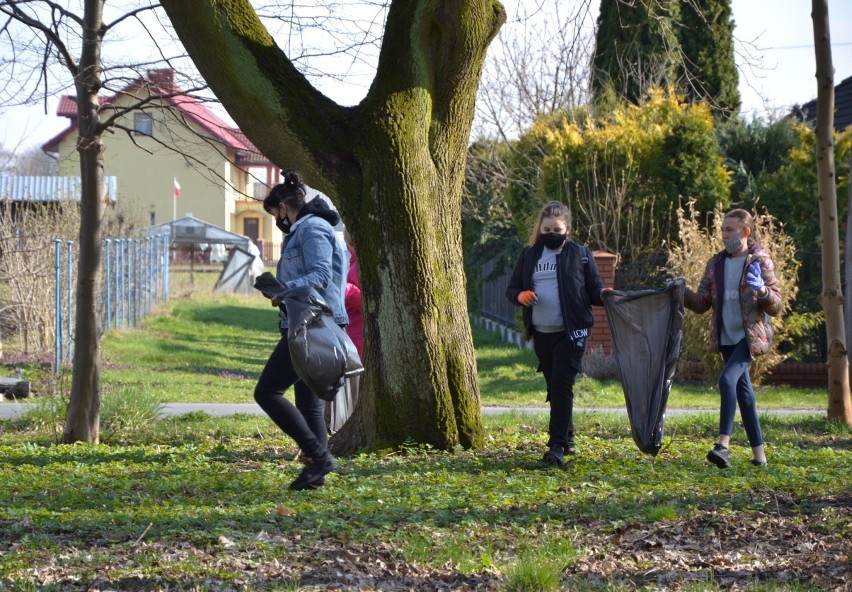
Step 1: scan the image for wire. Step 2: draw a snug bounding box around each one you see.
[762,41,852,50]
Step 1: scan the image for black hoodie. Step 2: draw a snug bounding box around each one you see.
[298,193,343,230]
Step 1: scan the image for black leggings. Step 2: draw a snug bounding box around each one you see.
[254,334,328,459]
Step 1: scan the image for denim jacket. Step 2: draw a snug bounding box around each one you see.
[277,212,349,329]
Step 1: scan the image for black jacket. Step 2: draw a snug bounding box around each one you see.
[506,241,605,342]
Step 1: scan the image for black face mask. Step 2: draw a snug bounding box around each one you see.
[540,232,566,249]
[276,215,292,234]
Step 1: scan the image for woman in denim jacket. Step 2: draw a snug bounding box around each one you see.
[684,209,782,468]
[256,170,349,490]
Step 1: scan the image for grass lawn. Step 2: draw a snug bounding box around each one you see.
[1,410,850,590]
[0,284,848,590]
[472,327,826,410]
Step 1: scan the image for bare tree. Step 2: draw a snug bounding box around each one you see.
[0,0,112,442]
[0,0,174,442]
[0,1,288,442]
[847,156,852,395]
[465,1,597,289]
[475,0,596,142]
[811,0,852,425]
[0,145,14,173]
[14,145,58,175]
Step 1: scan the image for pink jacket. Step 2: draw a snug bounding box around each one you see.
[345,247,363,356]
[684,243,783,357]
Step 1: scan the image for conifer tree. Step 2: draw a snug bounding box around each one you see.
[591,0,681,106]
[678,0,741,119]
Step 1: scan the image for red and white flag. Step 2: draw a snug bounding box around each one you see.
[174,177,181,198]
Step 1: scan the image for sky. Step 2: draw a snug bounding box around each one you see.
[732,0,852,119]
[0,0,850,153]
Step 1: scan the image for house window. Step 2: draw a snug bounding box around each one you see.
[134,113,153,136]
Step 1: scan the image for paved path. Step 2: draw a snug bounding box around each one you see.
[0,401,820,420]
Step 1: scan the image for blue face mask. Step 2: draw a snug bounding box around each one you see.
[541,232,566,249]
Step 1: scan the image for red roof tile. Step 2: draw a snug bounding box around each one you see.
[229,129,268,165]
[57,96,78,117]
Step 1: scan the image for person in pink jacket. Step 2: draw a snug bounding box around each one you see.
[325,229,363,432]
[344,230,363,356]
[683,209,783,469]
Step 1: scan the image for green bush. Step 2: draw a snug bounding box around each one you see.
[7,395,66,436]
[505,89,731,263]
[715,116,801,207]
[100,386,164,442]
[753,121,850,253]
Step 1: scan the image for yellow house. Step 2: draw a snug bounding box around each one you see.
[41,69,285,261]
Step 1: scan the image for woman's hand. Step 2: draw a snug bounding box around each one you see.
[746,261,766,295]
[518,290,538,307]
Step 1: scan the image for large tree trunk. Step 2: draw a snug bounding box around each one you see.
[161,0,506,450]
[63,0,107,443]
[811,0,852,425]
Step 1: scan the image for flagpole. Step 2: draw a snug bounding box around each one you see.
[173,186,176,221]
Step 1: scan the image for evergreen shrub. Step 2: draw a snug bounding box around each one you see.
[511,89,731,264]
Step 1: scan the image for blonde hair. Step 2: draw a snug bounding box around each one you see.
[529,200,572,246]
[724,208,756,245]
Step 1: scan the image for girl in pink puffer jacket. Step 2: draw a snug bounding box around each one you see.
[684,209,783,469]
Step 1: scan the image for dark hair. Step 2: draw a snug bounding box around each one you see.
[263,170,307,214]
[529,200,572,246]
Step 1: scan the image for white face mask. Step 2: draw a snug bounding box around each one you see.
[723,236,743,254]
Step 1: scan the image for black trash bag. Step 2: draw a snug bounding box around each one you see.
[282,285,365,401]
[602,279,685,455]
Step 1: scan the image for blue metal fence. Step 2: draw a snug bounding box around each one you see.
[53,234,170,374]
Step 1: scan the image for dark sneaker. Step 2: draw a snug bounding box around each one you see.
[290,453,337,490]
[706,444,730,469]
[306,457,327,484]
[294,454,325,487]
[751,459,767,467]
[543,446,567,469]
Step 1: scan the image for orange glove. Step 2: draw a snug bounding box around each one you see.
[518,290,538,307]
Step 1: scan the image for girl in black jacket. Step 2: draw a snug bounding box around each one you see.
[506,201,608,469]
